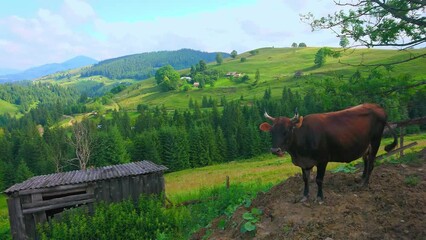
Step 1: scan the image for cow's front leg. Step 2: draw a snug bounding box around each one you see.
[301,168,312,202]
[316,162,328,203]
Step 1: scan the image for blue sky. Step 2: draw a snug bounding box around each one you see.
[0,0,341,70]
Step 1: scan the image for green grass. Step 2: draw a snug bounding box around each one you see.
[0,100,18,116]
[112,47,426,110]
[0,194,10,239]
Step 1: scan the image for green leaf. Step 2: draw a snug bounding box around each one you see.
[218,219,226,230]
[244,199,252,208]
[251,208,263,216]
[242,212,255,220]
[243,221,256,232]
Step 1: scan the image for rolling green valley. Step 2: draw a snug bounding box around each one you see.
[1,0,425,239]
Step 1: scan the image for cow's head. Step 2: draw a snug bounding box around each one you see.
[259,110,303,157]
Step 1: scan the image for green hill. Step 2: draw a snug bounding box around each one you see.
[81,48,230,80]
[113,47,426,110]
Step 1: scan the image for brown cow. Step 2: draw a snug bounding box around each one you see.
[259,103,397,203]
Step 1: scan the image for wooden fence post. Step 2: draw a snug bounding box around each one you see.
[400,127,405,158]
[226,176,230,190]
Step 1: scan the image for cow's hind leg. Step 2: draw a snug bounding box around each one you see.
[361,145,371,181]
[301,168,312,202]
[316,162,327,203]
[363,138,381,186]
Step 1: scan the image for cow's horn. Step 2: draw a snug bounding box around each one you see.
[291,107,299,122]
[264,111,275,121]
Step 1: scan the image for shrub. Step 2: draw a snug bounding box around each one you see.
[294,71,303,78]
[39,195,190,240]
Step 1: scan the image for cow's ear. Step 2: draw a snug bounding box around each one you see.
[259,122,272,132]
[294,116,303,128]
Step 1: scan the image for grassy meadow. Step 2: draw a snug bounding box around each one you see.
[0,100,18,116]
[0,194,9,239]
[113,47,426,111]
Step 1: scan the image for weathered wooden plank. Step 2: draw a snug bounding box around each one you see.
[42,187,87,198]
[160,174,165,193]
[110,178,121,202]
[86,185,95,215]
[22,198,95,215]
[101,180,111,203]
[137,175,145,199]
[7,197,27,240]
[23,212,35,240]
[376,142,418,161]
[31,193,47,224]
[18,183,88,196]
[121,176,130,200]
[22,193,94,209]
[142,175,149,195]
[130,176,138,203]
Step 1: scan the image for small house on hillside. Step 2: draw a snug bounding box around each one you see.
[226,72,243,78]
[4,160,168,240]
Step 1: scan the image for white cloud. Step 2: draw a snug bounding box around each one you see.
[62,0,96,23]
[0,0,342,69]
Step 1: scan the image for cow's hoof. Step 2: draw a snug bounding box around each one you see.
[315,198,324,205]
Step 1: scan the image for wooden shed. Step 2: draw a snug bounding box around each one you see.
[4,160,168,240]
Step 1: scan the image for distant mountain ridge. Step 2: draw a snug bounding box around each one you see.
[0,56,98,83]
[81,48,230,80]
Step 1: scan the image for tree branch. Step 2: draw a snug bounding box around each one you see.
[370,0,426,27]
[338,52,426,67]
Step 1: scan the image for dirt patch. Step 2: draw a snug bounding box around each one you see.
[194,150,426,240]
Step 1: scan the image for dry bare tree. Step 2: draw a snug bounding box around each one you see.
[69,120,93,170]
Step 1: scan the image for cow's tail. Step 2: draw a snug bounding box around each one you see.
[384,122,398,152]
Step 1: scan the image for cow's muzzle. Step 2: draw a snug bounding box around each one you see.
[270,148,284,157]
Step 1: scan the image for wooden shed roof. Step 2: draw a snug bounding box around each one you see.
[4,161,168,194]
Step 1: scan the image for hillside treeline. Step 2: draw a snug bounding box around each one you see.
[0,82,80,113]
[0,70,425,191]
[81,49,229,80]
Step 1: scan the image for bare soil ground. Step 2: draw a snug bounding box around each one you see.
[193,149,426,240]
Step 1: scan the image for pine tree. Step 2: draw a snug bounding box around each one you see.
[215,127,227,163]
[15,160,34,183]
[91,126,130,167]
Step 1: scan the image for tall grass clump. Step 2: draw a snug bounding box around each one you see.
[37,182,272,239]
[182,182,273,235]
[0,194,11,240]
[38,195,190,240]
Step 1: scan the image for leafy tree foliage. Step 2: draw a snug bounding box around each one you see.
[314,47,341,67]
[216,53,223,65]
[155,65,180,92]
[291,42,298,48]
[255,69,260,84]
[231,50,238,59]
[302,0,426,64]
[339,35,350,48]
[298,42,307,47]
[198,60,207,72]
[249,50,259,56]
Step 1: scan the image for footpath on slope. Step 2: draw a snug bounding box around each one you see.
[194,148,426,240]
